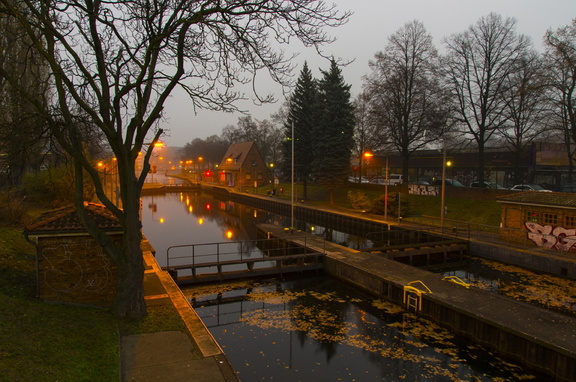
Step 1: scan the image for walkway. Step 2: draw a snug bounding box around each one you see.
[121,243,239,382]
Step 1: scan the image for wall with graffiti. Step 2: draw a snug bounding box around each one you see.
[408,184,439,196]
[37,235,119,307]
[525,222,576,252]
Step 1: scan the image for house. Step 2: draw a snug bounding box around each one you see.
[497,192,576,252]
[217,141,269,189]
[23,202,123,307]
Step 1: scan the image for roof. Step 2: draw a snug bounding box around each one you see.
[497,192,576,209]
[218,141,257,171]
[24,202,123,235]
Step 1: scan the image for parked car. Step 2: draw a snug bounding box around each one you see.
[560,184,576,193]
[469,181,506,189]
[430,179,465,187]
[410,180,430,185]
[509,184,552,192]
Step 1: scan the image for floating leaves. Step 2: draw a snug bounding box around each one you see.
[189,278,540,381]
[469,259,576,315]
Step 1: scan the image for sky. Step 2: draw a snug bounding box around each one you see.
[160,0,576,148]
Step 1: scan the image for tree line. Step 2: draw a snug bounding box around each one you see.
[184,14,576,188]
[1,1,574,321]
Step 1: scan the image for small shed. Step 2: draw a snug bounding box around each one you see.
[23,202,123,307]
[217,141,269,189]
[497,192,576,251]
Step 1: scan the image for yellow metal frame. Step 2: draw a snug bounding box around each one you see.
[403,280,432,312]
[442,276,470,288]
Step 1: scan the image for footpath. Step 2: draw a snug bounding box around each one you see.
[120,241,239,382]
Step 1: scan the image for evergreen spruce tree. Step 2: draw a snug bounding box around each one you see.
[282,62,319,199]
[313,60,355,185]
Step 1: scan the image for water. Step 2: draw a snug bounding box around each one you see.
[185,276,543,381]
[141,191,550,381]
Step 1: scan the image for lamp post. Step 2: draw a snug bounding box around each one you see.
[440,143,453,231]
[362,152,373,181]
[384,157,389,220]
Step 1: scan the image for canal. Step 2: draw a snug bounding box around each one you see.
[141,191,556,381]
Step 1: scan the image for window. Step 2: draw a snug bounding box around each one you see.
[564,215,576,228]
[245,173,251,180]
[257,173,263,180]
[542,213,558,225]
[526,211,539,222]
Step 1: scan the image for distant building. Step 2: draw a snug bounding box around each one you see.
[365,141,574,189]
[217,141,269,189]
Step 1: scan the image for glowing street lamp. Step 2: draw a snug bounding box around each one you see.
[440,145,453,231]
[361,152,373,181]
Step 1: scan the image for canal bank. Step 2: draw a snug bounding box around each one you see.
[140,184,576,380]
[122,240,238,382]
[258,223,576,382]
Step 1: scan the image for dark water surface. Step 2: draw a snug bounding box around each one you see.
[141,192,548,381]
[185,276,542,381]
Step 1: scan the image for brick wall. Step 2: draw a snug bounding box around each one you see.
[37,235,120,307]
[500,203,576,251]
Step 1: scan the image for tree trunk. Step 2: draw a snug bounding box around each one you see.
[477,143,485,185]
[112,178,146,319]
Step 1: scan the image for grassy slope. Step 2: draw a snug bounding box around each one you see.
[283,183,502,227]
[0,225,119,382]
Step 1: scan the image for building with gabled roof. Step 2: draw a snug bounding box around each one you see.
[217,141,269,190]
[497,192,576,252]
[23,202,122,307]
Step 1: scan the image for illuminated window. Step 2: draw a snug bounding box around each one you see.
[526,211,539,222]
[245,173,251,180]
[542,213,558,225]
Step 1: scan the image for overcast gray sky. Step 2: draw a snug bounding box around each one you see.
[160,0,576,147]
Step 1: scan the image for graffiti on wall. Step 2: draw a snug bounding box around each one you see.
[525,222,576,251]
[408,184,439,196]
[41,239,113,294]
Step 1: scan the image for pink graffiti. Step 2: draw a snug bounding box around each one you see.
[525,222,576,251]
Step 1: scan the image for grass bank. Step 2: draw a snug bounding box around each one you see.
[0,221,190,382]
[270,183,502,227]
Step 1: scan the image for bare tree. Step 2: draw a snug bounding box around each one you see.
[0,0,349,318]
[443,13,532,185]
[0,3,49,185]
[352,91,380,181]
[543,19,576,182]
[180,135,228,170]
[501,51,548,184]
[221,115,282,165]
[365,20,450,181]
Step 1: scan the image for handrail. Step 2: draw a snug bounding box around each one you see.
[403,215,576,255]
[166,236,325,270]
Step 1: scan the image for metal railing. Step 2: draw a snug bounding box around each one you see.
[166,236,326,271]
[404,215,576,256]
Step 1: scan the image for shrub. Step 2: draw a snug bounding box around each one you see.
[20,165,95,206]
[347,190,372,211]
[370,193,409,218]
[0,192,27,225]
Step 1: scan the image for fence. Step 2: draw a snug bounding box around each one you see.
[405,215,576,255]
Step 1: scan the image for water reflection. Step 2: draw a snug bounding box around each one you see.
[142,192,551,381]
[141,192,290,267]
[186,277,544,382]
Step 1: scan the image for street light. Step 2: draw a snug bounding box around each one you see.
[362,152,373,182]
[440,144,453,231]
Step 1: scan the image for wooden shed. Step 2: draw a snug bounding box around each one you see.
[23,202,123,307]
[497,192,576,252]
